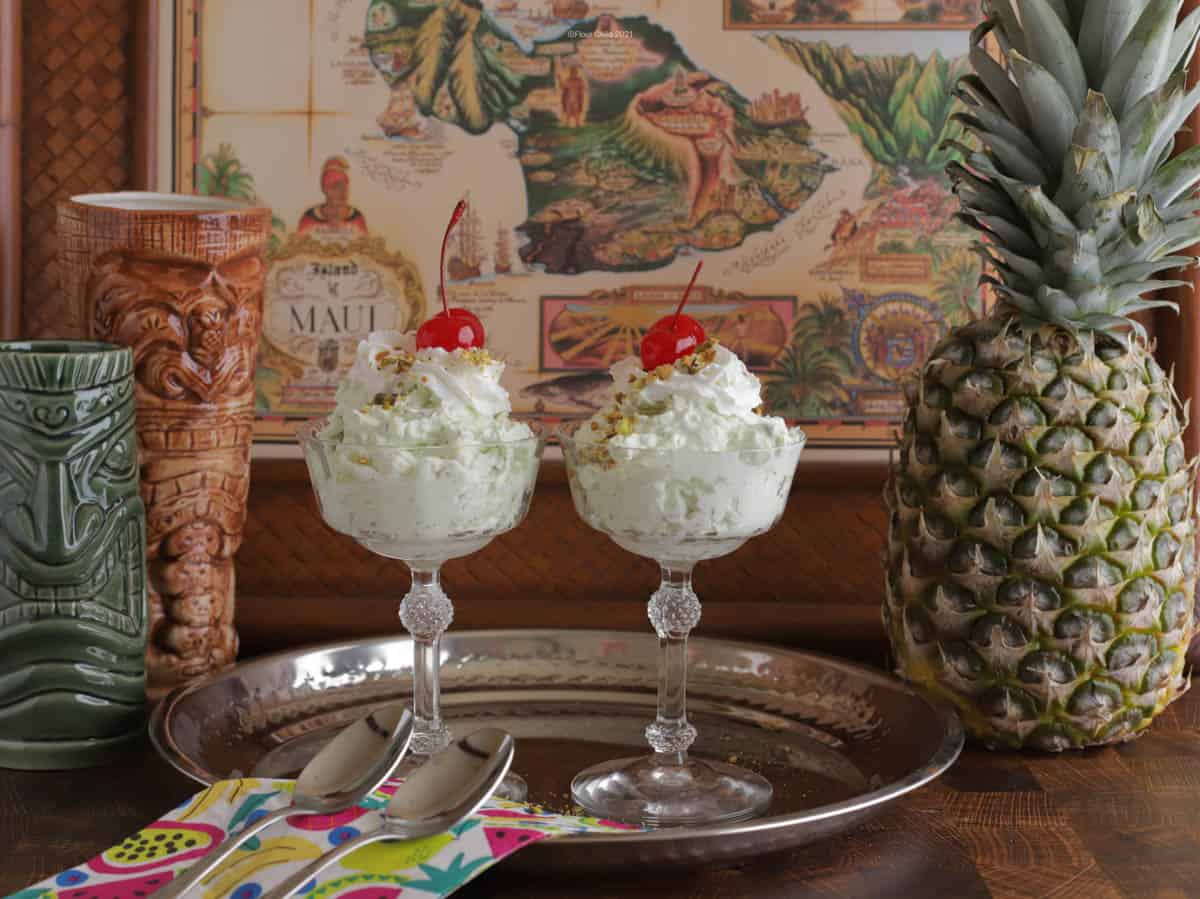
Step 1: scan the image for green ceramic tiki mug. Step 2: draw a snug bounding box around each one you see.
[0,341,147,768]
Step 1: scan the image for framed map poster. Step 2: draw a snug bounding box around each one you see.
[157,0,986,448]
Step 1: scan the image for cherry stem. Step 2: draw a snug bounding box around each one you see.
[673,261,703,329]
[440,200,468,316]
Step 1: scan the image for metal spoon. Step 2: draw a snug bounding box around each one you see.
[263,727,515,899]
[160,705,414,899]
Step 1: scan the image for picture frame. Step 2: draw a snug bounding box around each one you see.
[147,0,1001,464]
[5,1,1199,470]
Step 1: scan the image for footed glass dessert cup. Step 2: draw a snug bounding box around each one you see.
[300,421,542,799]
[560,422,804,827]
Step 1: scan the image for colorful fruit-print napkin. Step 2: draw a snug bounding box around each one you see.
[10,778,641,899]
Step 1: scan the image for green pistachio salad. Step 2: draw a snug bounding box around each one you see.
[567,340,804,542]
[308,331,537,548]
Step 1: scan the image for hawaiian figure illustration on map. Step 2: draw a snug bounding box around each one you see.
[299,156,371,236]
[184,0,979,446]
[364,1,830,274]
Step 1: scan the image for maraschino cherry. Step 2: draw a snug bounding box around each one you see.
[416,199,486,351]
[640,261,706,370]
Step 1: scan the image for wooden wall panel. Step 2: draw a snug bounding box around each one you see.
[20,0,137,339]
[235,460,894,664]
[0,0,19,339]
[1,3,1196,668]
[1160,0,1200,458]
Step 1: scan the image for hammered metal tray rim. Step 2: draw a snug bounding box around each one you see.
[149,629,964,847]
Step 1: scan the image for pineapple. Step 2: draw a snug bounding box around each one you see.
[886,0,1200,750]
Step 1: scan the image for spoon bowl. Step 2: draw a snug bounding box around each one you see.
[264,727,515,898]
[293,705,415,812]
[385,727,515,831]
[158,705,414,898]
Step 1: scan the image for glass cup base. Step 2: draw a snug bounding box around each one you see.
[571,753,772,827]
[393,754,529,803]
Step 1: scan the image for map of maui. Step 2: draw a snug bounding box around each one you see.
[365,0,832,274]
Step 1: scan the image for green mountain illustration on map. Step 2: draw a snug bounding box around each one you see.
[763,38,968,196]
[364,0,832,274]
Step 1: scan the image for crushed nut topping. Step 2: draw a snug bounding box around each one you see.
[675,338,719,374]
[575,340,728,462]
[372,392,398,410]
[577,444,617,469]
[373,349,415,373]
[459,347,495,366]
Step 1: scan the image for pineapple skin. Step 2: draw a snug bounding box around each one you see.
[886,310,1197,750]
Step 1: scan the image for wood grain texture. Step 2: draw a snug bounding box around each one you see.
[56,198,272,696]
[2,668,1199,897]
[1160,0,1200,459]
[234,456,1200,668]
[131,0,157,190]
[233,459,893,661]
[20,0,135,338]
[0,0,19,339]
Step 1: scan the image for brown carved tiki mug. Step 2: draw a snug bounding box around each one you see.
[57,194,271,697]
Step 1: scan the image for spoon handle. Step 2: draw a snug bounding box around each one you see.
[261,830,396,899]
[158,806,293,899]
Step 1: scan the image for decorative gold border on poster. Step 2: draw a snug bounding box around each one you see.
[173,0,197,193]
[160,0,916,454]
[258,232,429,375]
[536,283,784,373]
[721,0,979,30]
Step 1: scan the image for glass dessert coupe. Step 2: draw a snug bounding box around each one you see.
[560,421,805,826]
[299,420,542,800]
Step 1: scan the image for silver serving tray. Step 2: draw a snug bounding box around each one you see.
[150,629,962,870]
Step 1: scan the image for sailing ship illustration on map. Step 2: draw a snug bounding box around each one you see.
[181,0,978,445]
[495,225,514,275]
[447,202,486,281]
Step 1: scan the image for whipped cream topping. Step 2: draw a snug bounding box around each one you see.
[564,340,804,551]
[577,341,796,451]
[307,331,539,551]
[323,330,531,446]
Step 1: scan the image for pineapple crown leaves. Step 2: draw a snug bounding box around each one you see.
[948,0,1200,340]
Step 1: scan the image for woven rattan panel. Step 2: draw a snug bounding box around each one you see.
[21,0,134,338]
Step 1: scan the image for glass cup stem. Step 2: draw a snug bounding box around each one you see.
[646,563,700,762]
[399,565,453,757]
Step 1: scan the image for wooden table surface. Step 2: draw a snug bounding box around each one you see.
[4,460,1197,896]
[2,672,1197,898]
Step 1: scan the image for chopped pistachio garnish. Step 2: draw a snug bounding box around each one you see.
[675,337,719,374]
[581,339,730,451]
[578,444,617,469]
[373,349,415,374]
[460,347,495,366]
